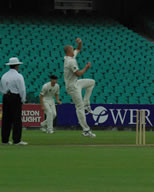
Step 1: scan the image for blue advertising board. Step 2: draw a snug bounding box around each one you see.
[57,104,154,127]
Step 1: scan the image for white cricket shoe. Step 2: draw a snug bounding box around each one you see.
[84,105,94,114]
[15,141,28,146]
[40,128,47,132]
[2,141,12,145]
[46,130,54,134]
[82,131,96,138]
[40,121,47,132]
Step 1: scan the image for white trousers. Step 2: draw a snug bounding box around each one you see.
[67,79,95,131]
[41,102,57,131]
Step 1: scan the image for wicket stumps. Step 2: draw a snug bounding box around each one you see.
[136,110,146,145]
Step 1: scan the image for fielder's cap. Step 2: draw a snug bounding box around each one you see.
[6,57,23,66]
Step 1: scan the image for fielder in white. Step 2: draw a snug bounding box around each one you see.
[64,38,96,137]
[40,75,62,134]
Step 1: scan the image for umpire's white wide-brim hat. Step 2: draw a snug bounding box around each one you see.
[6,57,23,65]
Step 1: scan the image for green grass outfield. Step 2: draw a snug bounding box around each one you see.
[0,130,154,192]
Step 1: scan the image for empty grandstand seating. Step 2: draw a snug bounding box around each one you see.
[0,15,153,104]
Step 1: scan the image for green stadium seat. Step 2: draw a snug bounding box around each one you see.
[139,97,150,104]
[129,96,139,104]
[106,95,117,104]
[118,95,129,104]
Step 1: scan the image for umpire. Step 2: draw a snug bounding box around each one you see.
[0,57,28,145]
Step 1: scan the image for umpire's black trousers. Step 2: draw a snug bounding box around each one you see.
[1,92,22,144]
